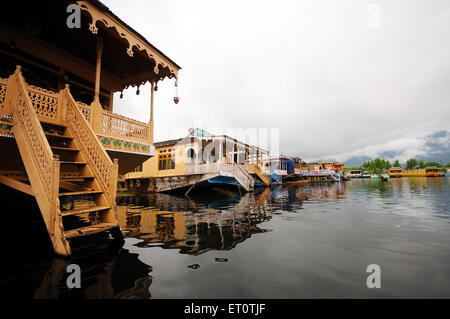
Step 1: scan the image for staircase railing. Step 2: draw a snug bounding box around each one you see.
[233,164,254,191]
[247,163,270,185]
[61,84,119,211]
[7,66,70,255]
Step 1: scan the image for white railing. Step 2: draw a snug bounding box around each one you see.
[301,170,333,177]
[185,163,254,191]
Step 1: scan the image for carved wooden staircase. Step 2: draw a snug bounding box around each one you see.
[0,67,123,256]
[247,164,271,186]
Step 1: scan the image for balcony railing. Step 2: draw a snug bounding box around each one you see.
[102,110,148,143]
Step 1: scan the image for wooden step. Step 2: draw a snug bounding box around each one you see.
[60,175,94,180]
[45,132,73,140]
[64,222,118,239]
[59,190,102,197]
[40,121,67,128]
[60,161,87,166]
[51,146,79,152]
[61,206,110,217]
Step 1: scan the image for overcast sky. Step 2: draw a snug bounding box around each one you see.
[105,0,450,162]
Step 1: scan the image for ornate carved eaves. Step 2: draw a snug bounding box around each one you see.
[77,1,179,85]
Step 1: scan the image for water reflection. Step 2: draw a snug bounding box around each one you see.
[33,242,153,299]
[3,178,448,298]
[116,190,273,255]
[115,182,348,255]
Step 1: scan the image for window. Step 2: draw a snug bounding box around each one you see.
[158,149,176,170]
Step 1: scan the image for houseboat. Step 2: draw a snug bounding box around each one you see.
[124,128,270,193]
[346,169,362,178]
[387,167,403,178]
[261,154,294,184]
[299,161,344,182]
[0,1,180,256]
[361,171,371,178]
[403,167,443,177]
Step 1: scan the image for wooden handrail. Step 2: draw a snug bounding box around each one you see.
[8,66,70,255]
[61,85,118,210]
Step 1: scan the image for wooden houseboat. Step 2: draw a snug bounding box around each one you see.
[124,128,270,193]
[387,167,403,178]
[403,167,442,177]
[261,155,293,184]
[346,169,362,178]
[0,1,180,255]
[299,161,344,182]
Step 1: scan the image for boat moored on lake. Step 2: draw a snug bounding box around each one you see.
[403,167,443,177]
[387,167,403,178]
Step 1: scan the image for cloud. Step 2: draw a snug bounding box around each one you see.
[103,0,450,160]
[319,130,450,164]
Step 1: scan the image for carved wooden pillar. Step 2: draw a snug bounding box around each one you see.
[90,37,104,132]
[94,37,103,103]
[148,81,155,144]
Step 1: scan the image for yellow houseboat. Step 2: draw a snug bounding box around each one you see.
[124,128,270,193]
[403,167,442,177]
[387,167,403,178]
[0,1,180,256]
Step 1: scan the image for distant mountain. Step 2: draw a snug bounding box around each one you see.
[342,156,373,167]
[343,130,450,167]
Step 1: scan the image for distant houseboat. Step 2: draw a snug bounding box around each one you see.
[261,155,293,184]
[361,171,371,178]
[299,161,344,182]
[387,167,403,178]
[346,170,362,178]
[403,167,442,177]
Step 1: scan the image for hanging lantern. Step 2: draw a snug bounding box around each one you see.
[119,90,124,99]
[173,86,179,104]
[136,86,140,95]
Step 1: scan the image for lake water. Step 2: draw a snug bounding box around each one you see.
[1,177,449,298]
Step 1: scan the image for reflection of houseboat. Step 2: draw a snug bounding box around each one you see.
[124,128,270,193]
[370,173,390,179]
[0,1,180,256]
[387,167,403,178]
[403,167,442,177]
[116,191,272,255]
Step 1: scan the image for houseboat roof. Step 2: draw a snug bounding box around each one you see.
[154,138,183,148]
[153,128,270,154]
[1,0,181,93]
[86,0,181,70]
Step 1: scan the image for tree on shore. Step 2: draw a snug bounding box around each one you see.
[405,158,418,170]
[424,161,442,167]
[361,158,392,174]
[393,160,401,168]
[419,160,425,168]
